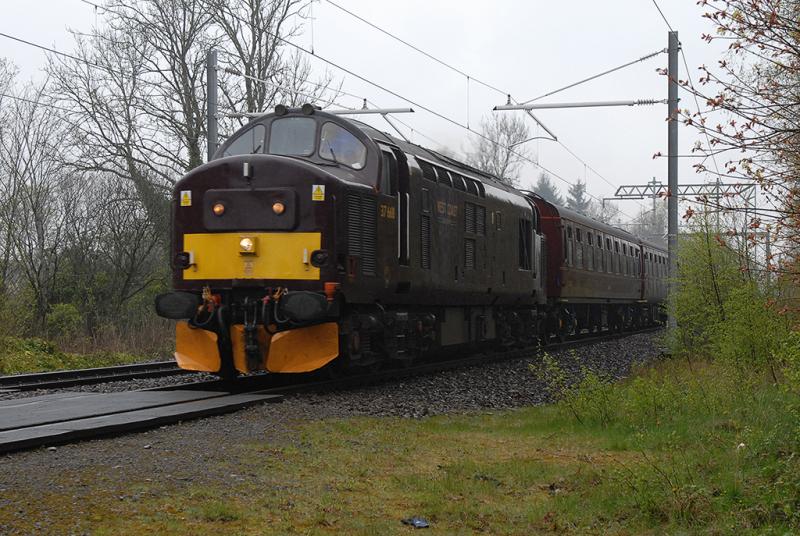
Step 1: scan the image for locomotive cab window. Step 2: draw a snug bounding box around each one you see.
[319,122,367,169]
[269,117,315,156]
[223,124,266,157]
[379,151,398,195]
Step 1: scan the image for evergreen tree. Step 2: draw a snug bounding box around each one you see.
[534,172,564,205]
[566,179,591,214]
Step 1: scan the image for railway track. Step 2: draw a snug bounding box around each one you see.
[160,326,665,396]
[0,361,190,391]
[0,327,662,454]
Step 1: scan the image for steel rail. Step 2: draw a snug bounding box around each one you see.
[0,361,189,391]
[157,326,665,396]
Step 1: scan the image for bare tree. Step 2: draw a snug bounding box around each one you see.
[107,0,216,171]
[0,59,18,295]
[630,201,667,244]
[585,199,622,226]
[48,28,174,232]
[467,114,531,187]
[0,83,73,330]
[684,0,800,282]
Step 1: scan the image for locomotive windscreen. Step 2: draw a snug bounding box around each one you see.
[268,117,316,156]
[223,124,266,157]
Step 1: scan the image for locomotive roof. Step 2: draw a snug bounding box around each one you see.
[231,108,667,253]
[344,118,519,194]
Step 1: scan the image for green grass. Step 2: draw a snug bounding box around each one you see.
[2,358,799,534]
[0,336,148,374]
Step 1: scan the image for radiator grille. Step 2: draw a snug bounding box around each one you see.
[418,160,436,182]
[420,215,431,269]
[465,202,485,236]
[465,238,476,269]
[476,205,486,236]
[361,196,377,276]
[464,202,475,234]
[347,195,361,257]
[346,194,377,276]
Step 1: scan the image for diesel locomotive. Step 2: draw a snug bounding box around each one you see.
[155,104,667,377]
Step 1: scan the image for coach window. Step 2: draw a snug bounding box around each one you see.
[223,124,266,157]
[622,243,628,275]
[596,234,603,271]
[586,232,594,271]
[319,122,367,169]
[270,117,315,156]
[566,225,574,266]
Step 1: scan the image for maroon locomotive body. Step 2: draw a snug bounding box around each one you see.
[155,105,667,376]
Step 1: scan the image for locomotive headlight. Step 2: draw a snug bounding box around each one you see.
[239,237,257,255]
[212,202,226,216]
[272,202,285,215]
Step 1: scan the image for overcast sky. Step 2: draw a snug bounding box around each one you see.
[3,0,727,221]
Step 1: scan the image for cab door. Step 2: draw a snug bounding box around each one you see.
[378,144,409,266]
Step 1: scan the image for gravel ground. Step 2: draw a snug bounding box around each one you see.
[0,330,663,533]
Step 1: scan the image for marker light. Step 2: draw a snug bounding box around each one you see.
[272,202,285,215]
[212,202,225,216]
[239,237,256,255]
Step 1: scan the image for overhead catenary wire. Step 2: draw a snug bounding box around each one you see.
[322,0,509,98]
[0,31,96,68]
[650,0,675,32]
[645,0,732,210]
[0,92,75,114]
[0,30,170,78]
[221,66,356,111]
[61,0,634,217]
[64,0,640,218]
[317,0,648,218]
[519,49,667,105]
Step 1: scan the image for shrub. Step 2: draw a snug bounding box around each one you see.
[46,303,82,339]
